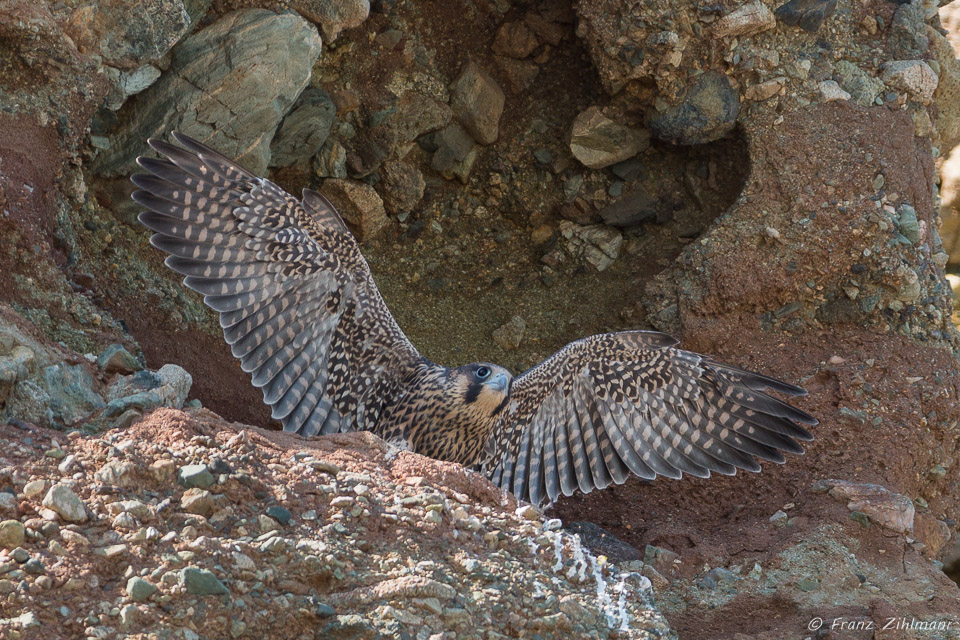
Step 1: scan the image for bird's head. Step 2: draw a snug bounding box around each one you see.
[452,362,513,416]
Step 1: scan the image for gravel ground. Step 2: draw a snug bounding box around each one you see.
[0,408,674,640]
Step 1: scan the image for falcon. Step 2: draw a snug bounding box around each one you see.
[132,133,817,507]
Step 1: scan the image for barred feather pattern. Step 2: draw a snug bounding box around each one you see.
[133,133,424,438]
[134,134,816,508]
[482,331,817,506]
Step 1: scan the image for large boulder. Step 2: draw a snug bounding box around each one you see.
[93,9,323,177]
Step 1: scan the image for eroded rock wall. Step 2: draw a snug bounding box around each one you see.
[2,0,960,638]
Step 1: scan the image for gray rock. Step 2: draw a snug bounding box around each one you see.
[818,80,850,102]
[430,124,475,173]
[119,65,162,98]
[41,485,88,523]
[450,62,505,145]
[712,0,776,38]
[0,520,25,550]
[290,0,370,42]
[599,190,657,228]
[119,603,138,627]
[181,567,230,596]
[64,0,203,69]
[23,480,49,499]
[559,221,623,272]
[774,0,837,33]
[181,488,215,515]
[157,364,192,408]
[882,60,938,105]
[315,138,348,178]
[0,346,35,405]
[391,92,453,144]
[322,179,388,241]
[269,88,337,168]
[0,492,16,518]
[646,72,740,145]
[98,344,141,375]
[834,61,885,107]
[889,0,928,60]
[266,506,292,525]
[569,107,649,169]
[6,380,53,426]
[178,464,215,489]
[821,479,916,534]
[95,461,138,487]
[112,408,143,430]
[106,370,161,402]
[898,204,920,244]
[126,576,158,601]
[23,558,44,575]
[612,157,643,182]
[43,363,105,426]
[321,615,376,638]
[378,160,425,214]
[0,361,16,405]
[492,316,526,351]
[104,390,164,417]
[94,9,323,177]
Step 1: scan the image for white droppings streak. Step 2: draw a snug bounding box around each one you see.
[613,573,634,631]
[536,519,659,634]
[589,555,615,627]
[568,533,588,583]
[547,530,564,572]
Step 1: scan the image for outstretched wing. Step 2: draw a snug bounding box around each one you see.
[132,132,423,436]
[483,331,817,506]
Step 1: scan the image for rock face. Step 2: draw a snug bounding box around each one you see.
[5,0,960,637]
[93,9,323,176]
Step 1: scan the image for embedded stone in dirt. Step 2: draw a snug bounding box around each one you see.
[449,61,505,145]
[569,107,649,169]
[321,179,388,241]
[41,485,88,523]
[646,72,740,145]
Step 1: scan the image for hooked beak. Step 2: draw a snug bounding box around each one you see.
[488,371,510,393]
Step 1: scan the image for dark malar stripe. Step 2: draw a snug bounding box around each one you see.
[464,382,483,404]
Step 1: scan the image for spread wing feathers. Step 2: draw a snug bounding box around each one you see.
[132,132,423,435]
[483,331,817,506]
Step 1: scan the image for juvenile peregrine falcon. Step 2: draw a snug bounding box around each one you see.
[133,133,817,507]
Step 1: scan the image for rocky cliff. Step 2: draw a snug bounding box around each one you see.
[2,0,960,638]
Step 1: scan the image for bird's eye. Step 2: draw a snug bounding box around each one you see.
[476,366,491,379]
